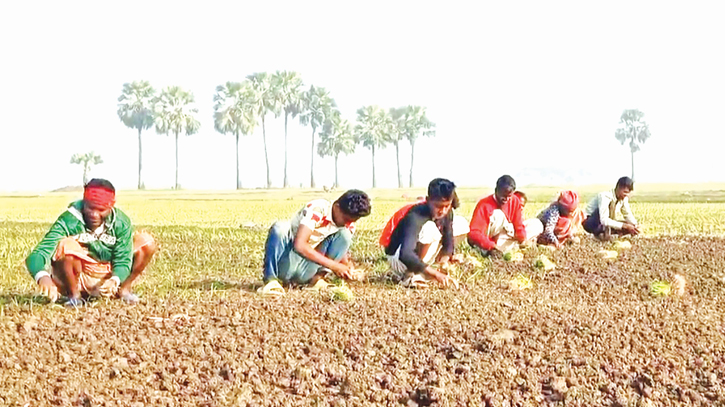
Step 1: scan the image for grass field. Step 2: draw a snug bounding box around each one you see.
[2,185,725,297]
[1,186,724,405]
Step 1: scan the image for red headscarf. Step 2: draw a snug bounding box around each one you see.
[557,190,579,213]
[84,186,116,209]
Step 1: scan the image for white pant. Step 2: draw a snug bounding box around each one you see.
[488,209,543,252]
[388,214,470,275]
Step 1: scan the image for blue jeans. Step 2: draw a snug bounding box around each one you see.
[263,221,352,284]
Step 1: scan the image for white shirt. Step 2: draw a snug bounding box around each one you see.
[289,199,355,248]
[585,190,637,230]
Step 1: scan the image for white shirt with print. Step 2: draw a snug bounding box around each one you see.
[289,199,355,248]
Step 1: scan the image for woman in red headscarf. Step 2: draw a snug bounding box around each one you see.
[536,190,583,248]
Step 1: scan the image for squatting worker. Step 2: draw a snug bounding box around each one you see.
[582,176,640,240]
[25,178,158,306]
[259,189,371,296]
[381,178,469,288]
[468,175,543,255]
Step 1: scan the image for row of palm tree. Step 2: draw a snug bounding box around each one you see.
[117,73,435,190]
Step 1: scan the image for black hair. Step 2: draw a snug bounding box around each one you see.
[427,178,456,202]
[452,191,460,210]
[337,189,371,218]
[495,175,516,192]
[616,176,634,191]
[85,178,115,192]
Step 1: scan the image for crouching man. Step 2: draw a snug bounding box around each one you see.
[259,189,371,296]
[468,175,543,255]
[25,179,158,306]
[382,178,468,289]
[582,176,640,240]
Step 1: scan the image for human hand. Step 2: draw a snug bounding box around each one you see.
[426,267,449,286]
[331,262,352,280]
[98,277,120,297]
[37,276,59,302]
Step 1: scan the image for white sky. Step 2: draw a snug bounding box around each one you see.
[1,0,723,192]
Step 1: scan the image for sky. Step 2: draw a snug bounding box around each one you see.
[1,0,723,192]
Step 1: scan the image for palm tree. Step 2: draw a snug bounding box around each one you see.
[153,86,201,190]
[247,73,281,189]
[213,81,257,189]
[397,106,436,188]
[614,109,651,181]
[299,85,336,188]
[272,71,303,188]
[389,107,407,188]
[317,110,356,188]
[117,81,155,189]
[355,105,393,188]
[70,152,103,186]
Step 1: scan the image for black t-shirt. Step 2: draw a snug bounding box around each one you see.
[384,202,454,272]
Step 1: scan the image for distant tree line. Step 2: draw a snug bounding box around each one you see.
[117,73,436,190]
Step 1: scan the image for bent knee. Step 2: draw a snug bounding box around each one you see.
[336,227,353,243]
[134,232,159,255]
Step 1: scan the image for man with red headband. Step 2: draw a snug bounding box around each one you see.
[25,178,157,306]
[537,190,585,248]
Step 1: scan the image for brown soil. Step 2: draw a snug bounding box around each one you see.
[1,237,724,406]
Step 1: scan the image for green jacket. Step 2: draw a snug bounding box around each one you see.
[25,200,134,282]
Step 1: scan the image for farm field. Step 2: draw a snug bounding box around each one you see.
[1,187,724,406]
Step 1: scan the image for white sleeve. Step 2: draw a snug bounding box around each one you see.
[621,199,637,225]
[34,271,51,283]
[598,194,624,229]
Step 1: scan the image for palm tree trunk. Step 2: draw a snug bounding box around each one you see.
[175,131,180,190]
[137,128,144,190]
[283,112,289,188]
[310,126,316,188]
[236,132,241,189]
[631,147,635,181]
[334,154,339,188]
[372,144,377,188]
[83,163,89,186]
[409,138,416,188]
[395,140,403,188]
[262,115,271,188]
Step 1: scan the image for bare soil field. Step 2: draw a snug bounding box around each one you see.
[2,236,724,406]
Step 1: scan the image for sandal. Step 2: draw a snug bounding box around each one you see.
[401,274,430,289]
[257,280,286,297]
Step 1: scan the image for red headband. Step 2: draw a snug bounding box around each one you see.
[84,187,116,209]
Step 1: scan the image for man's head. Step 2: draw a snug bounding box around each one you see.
[615,176,634,201]
[332,189,371,226]
[494,175,517,206]
[557,190,579,217]
[514,191,527,208]
[82,178,116,229]
[426,178,456,220]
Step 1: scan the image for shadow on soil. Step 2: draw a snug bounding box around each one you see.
[175,279,258,292]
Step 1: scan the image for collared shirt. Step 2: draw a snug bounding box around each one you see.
[26,200,134,282]
[289,199,355,248]
[584,190,637,229]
